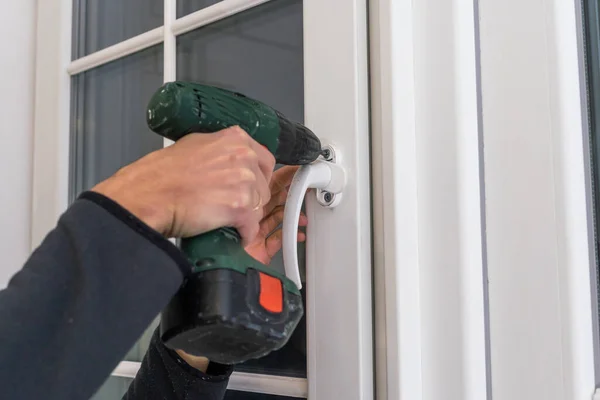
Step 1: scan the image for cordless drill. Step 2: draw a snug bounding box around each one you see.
[145,81,322,364]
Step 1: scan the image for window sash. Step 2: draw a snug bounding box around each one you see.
[32,0,372,398]
[369,0,599,398]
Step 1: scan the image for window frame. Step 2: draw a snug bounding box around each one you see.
[31,0,372,398]
[476,0,597,398]
[32,0,600,398]
[370,0,489,398]
[370,0,599,399]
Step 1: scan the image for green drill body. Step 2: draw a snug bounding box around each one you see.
[145,81,321,365]
[147,81,321,164]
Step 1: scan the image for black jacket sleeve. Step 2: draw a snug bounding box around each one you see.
[123,327,232,400]
[0,191,231,399]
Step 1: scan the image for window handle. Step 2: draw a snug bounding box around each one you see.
[282,145,346,290]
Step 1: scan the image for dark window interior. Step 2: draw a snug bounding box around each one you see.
[582,0,600,368]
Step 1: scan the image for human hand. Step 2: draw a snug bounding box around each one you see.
[175,166,308,372]
[92,126,275,244]
[244,166,307,265]
[174,349,210,373]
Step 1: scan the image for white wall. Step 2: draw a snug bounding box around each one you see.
[0,2,37,287]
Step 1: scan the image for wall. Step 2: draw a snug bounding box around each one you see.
[0,2,37,287]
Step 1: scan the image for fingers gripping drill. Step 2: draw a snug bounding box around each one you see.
[146,82,324,364]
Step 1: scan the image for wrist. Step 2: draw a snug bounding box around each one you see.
[175,349,211,373]
[91,176,172,236]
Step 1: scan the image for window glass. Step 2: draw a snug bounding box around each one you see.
[93,377,303,400]
[177,0,223,18]
[583,0,600,351]
[72,0,307,395]
[69,45,165,399]
[72,0,163,58]
[176,0,306,377]
[70,45,164,198]
[123,318,159,362]
[91,377,133,399]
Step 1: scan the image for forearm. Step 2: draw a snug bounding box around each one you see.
[0,192,189,400]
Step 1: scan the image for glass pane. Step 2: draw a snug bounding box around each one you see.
[70,45,164,197]
[177,0,222,18]
[583,0,600,351]
[225,391,303,400]
[123,317,160,362]
[69,45,165,398]
[177,0,306,377]
[91,376,132,400]
[72,0,163,58]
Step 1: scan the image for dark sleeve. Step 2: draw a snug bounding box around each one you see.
[0,191,192,400]
[123,326,233,400]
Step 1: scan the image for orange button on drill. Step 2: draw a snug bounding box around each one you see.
[258,272,283,314]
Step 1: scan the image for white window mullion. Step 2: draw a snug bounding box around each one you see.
[164,0,176,84]
[163,0,177,149]
[67,27,164,76]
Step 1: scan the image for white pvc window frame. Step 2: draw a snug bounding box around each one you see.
[370,0,489,399]
[370,0,598,399]
[31,0,600,398]
[477,0,597,399]
[32,0,372,399]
